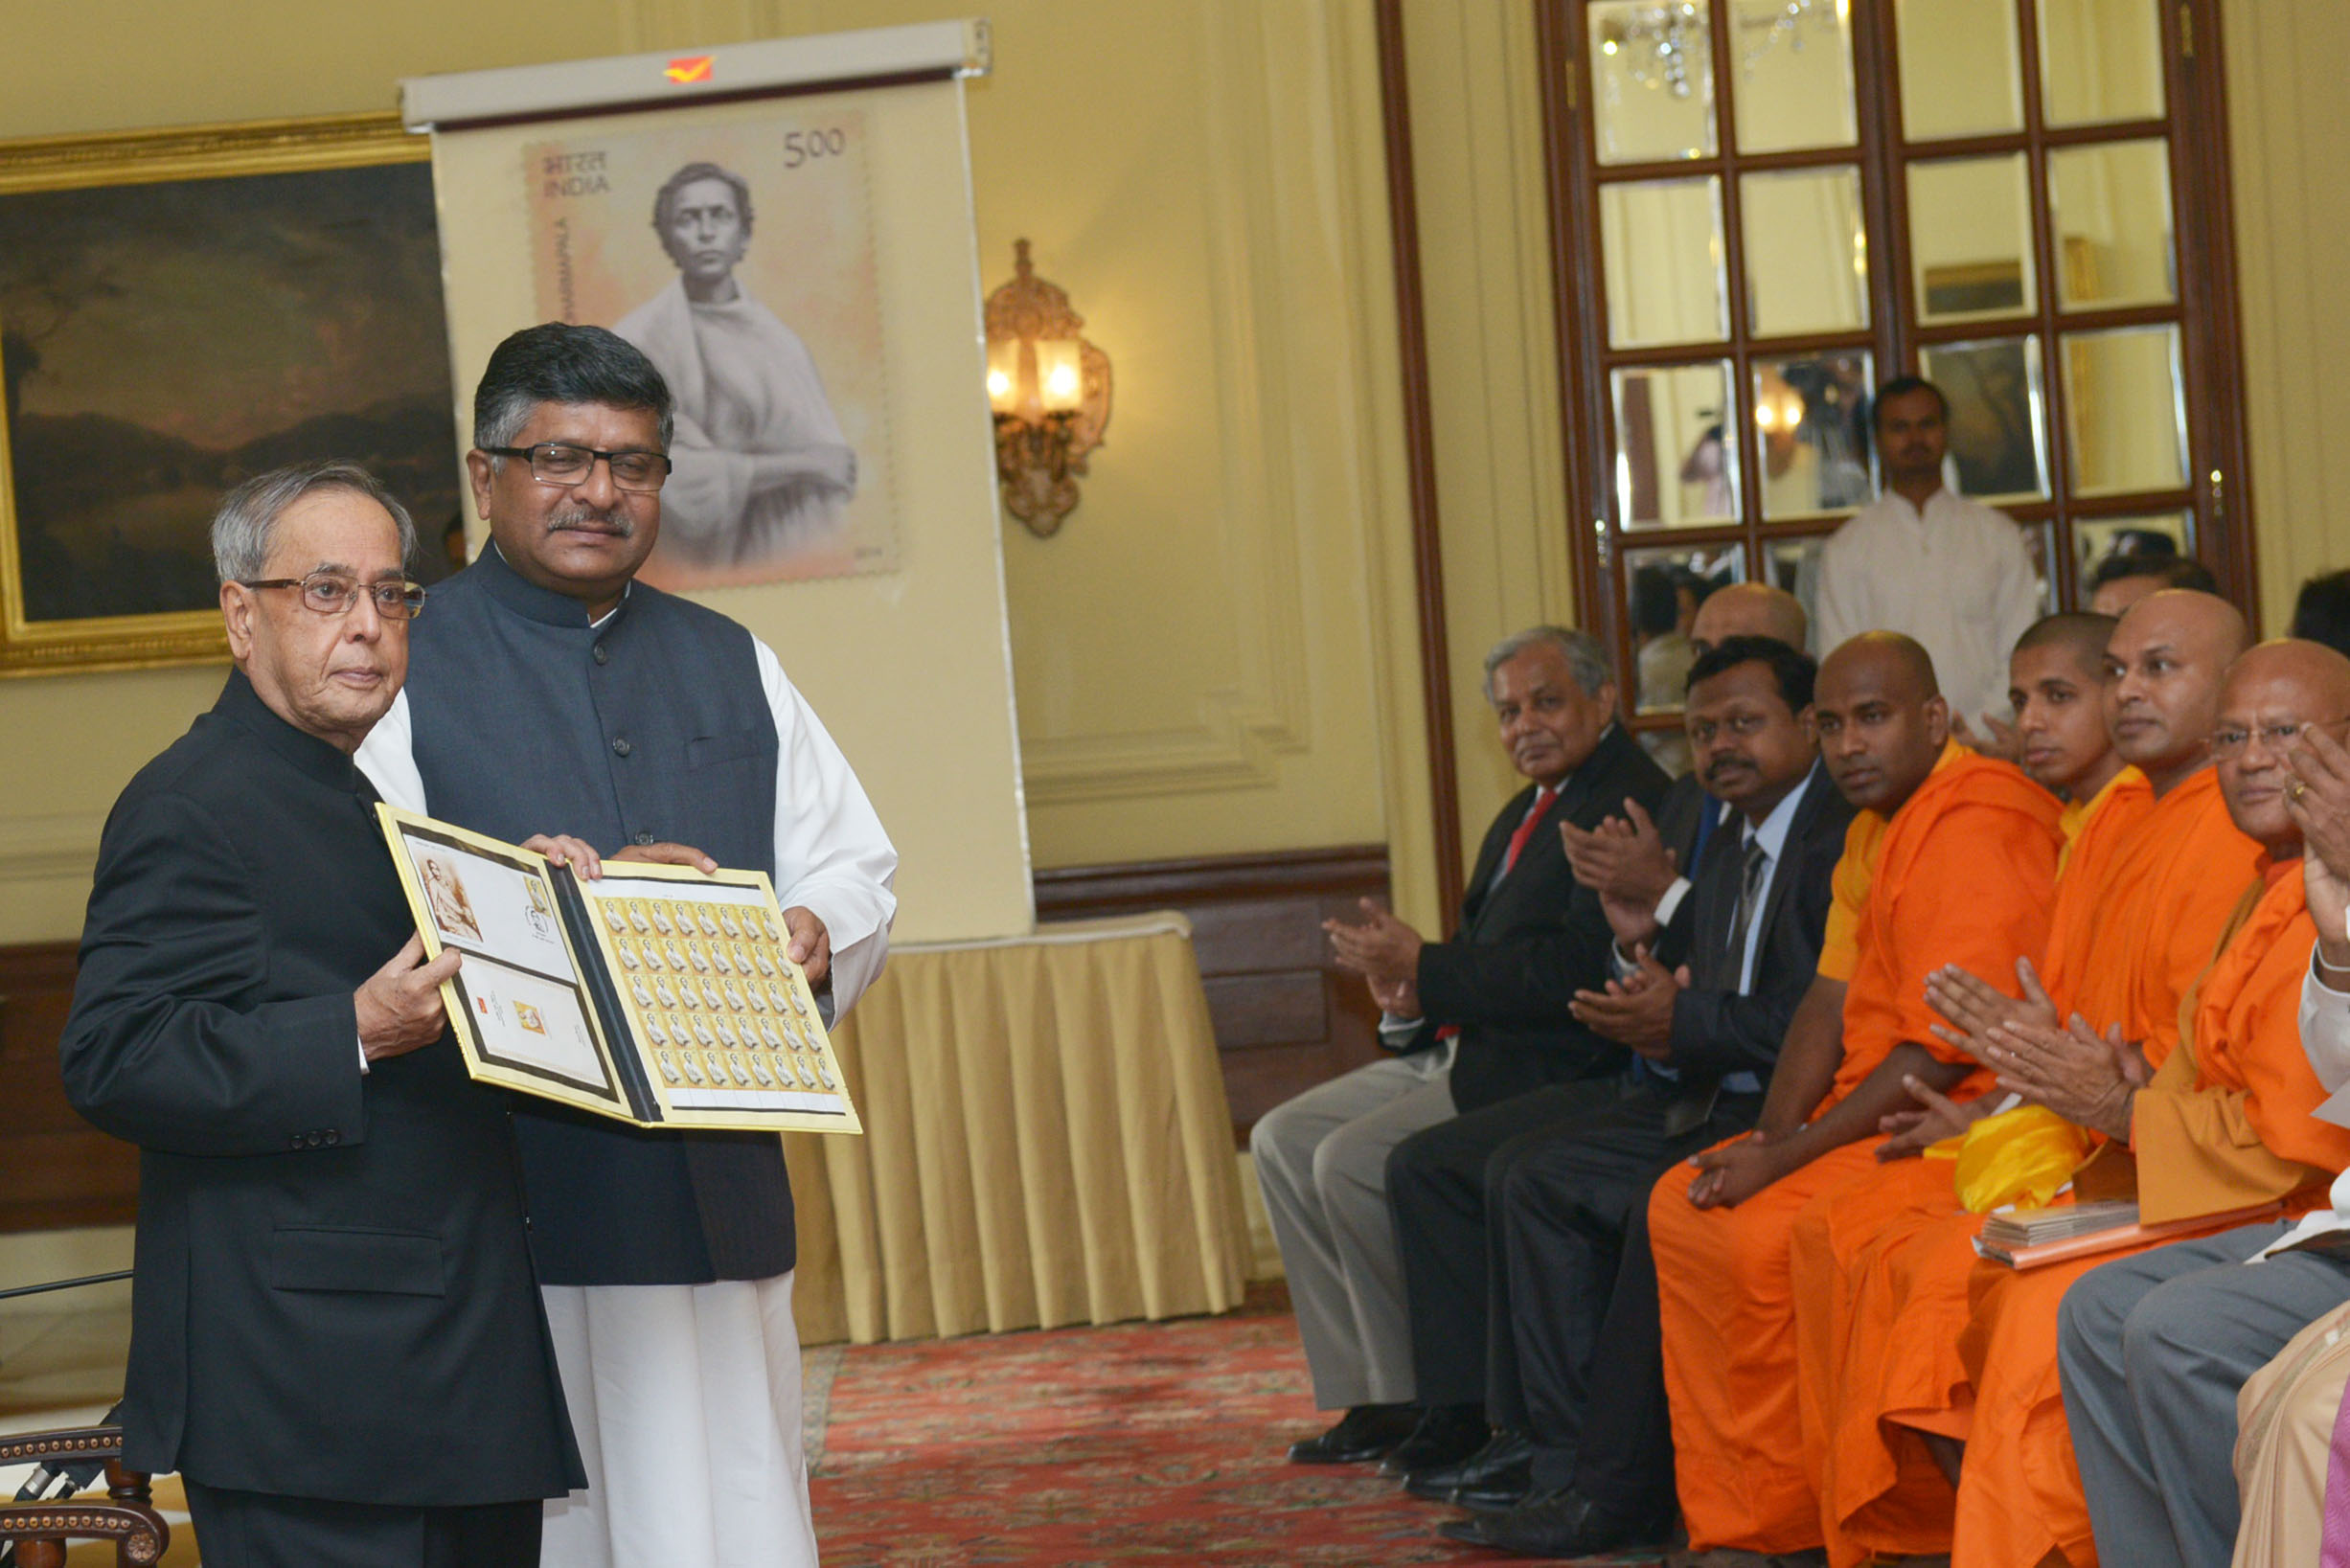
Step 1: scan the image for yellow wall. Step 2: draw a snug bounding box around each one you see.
[0,1,1447,942]
[2223,0,2350,633]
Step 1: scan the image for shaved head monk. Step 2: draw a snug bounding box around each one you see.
[1942,640,2350,1568]
[2010,613,2127,811]
[1646,633,2063,1560]
[1797,595,2260,1565]
[1690,581,1808,656]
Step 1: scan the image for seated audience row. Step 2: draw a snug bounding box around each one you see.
[1264,571,2350,1565]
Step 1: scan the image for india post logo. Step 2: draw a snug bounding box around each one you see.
[664,56,714,84]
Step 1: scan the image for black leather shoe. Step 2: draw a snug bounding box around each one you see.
[1403,1428,1532,1503]
[1377,1403,1488,1478]
[1286,1402,1421,1465]
[1440,1486,1674,1557]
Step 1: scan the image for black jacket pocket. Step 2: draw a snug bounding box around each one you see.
[269,1226,445,1297]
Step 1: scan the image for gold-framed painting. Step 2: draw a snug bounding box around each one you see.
[0,112,462,677]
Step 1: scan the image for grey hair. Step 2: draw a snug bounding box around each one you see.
[1482,625,1611,703]
[211,460,417,584]
[472,322,675,451]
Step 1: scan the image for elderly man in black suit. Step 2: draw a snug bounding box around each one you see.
[61,462,581,1566]
[1257,626,1669,1470]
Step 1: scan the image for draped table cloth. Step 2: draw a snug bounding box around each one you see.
[782,914,1250,1344]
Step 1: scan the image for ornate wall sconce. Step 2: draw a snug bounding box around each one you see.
[984,239,1111,537]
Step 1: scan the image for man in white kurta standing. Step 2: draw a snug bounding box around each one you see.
[613,161,858,570]
[358,323,896,1568]
[1811,374,2042,734]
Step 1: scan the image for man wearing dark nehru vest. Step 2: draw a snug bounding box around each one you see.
[359,323,896,1568]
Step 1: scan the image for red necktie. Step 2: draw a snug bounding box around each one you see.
[1499,785,1560,879]
[1433,785,1558,1043]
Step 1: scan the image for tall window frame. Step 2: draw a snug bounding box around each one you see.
[1538,0,2252,746]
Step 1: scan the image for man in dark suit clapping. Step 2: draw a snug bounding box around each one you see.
[1421,637,1852,1557]
[1256,626,1668,1470]
[61,462,581,1566]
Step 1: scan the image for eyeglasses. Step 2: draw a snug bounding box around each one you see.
[2208,717,2350,761]
[239,573,427,620]
[480,442,673,492]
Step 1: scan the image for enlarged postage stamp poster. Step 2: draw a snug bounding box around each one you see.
[526,107,897,586]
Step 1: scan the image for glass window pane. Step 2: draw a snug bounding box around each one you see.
[1613,361,1740,532]
[1910,154,2037,325]
[2019,519,2060,616]
[1767,534,1829,631]
[1895,0,2023,140]
[1754,351,1875,519]
[1729,0,1857,153]
[2062,325,2188,497]
[1601,176,1730,348]
[1590,1,1718,166]
[2049,139,2177,310]
[1741,167,1868,337]
[2075,513,2196,611]
[1919,335,2052,502]
[2039,0,2166,127]
[1626,542,1747,726]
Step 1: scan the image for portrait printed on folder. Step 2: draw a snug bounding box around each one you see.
[377,805,862,1136]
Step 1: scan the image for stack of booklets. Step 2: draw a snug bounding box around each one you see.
[376,805,862,1137]
[1975,1197,2281,1269]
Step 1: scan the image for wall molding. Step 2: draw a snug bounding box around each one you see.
[0,812,104,885]
[1014,1,1340,806]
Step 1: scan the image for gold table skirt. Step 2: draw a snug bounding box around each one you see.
[783,913,1250,1344]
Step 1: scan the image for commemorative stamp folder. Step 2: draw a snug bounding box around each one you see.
[376,804,862,1136]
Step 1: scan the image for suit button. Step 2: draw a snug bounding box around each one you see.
[324,1130,340,1147]
[290,1134,306,1150]
[308,1132,325,1148]
[633,831,655,847]
[593,644,609,666]
[612,737,632,757]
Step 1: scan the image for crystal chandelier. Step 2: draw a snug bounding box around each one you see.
[1595,0,1845,100]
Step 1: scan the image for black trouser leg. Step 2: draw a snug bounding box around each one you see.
[1386,1078,1626,1413]
[1496,1089,1762,1507]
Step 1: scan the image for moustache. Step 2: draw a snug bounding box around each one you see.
[1702,755,1754,784]
[550,507,633,536]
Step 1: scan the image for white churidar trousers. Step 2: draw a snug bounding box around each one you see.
[539,1271,818,1568]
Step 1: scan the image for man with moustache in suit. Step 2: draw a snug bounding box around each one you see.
[1261,626,1668,1472]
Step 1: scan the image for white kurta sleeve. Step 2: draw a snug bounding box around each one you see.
[1810,529,1862,657]
[1994,512,2044,665]
[2301,953,2350,1093]
[753,636,898,1016]
[354,690,429,811]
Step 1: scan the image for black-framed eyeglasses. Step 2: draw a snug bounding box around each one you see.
[240,573,427,621]
[2209,716,2350,761]
[480,442,673,492]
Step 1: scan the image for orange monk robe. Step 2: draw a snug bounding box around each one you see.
[1650,745,2062,1557]
[1790,766,2155,1565]
[1951,861,2350,1568]
[1817,766,2261,1564]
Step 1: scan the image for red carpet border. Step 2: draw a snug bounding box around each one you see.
[810,1283,1665,1567]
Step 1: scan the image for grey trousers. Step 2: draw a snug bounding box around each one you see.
[2057,1221,2350,1568]
[1248,1049,1456,1410]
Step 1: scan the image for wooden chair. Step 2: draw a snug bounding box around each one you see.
[0,1423,169,1567]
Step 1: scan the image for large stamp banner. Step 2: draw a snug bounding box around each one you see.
[409,23,1036,945]
[524,105,899,586]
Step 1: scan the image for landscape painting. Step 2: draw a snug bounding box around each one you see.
[0,115,460,674]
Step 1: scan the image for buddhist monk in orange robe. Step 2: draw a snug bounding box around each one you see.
[1806,594,2258,1564]
[1949,640,2350,1568]
[1648,634,2063,1558]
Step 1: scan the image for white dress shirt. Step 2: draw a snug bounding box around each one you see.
[1813,487,2042,727]
[2251,951,2350,1260]
[359,633,898,1016]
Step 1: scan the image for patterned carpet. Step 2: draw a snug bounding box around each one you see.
[810,1282,1667,1567]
